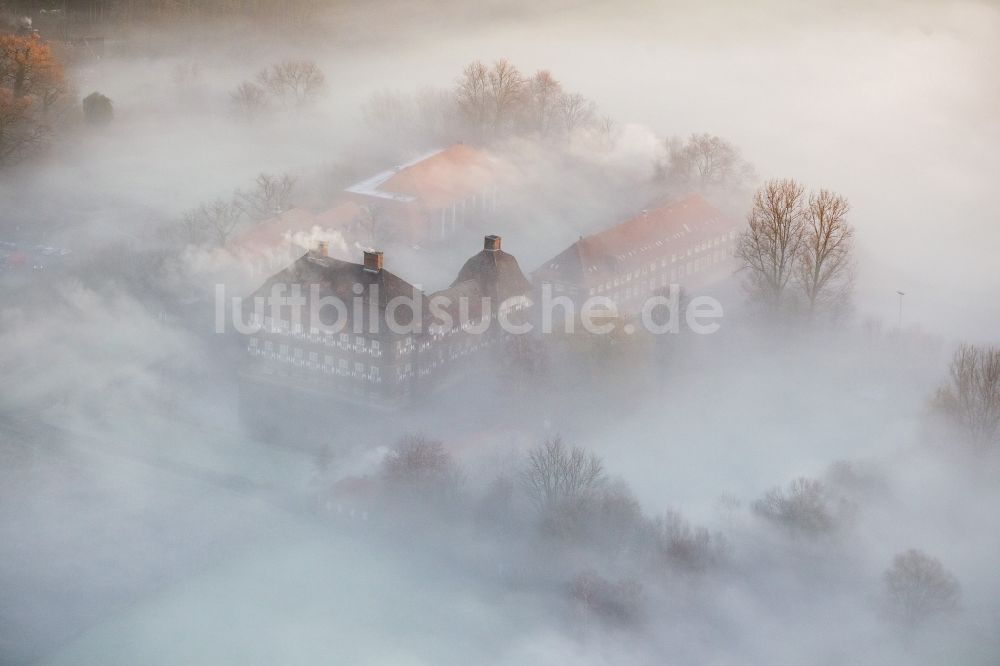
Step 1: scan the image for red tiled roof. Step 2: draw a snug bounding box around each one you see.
[345,144,506,211]
[535,194,738,287]
[381,144,499,209]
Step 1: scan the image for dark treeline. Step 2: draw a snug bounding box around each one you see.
[3,0,323,24]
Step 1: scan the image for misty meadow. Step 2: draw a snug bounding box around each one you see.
[1,1,999,664]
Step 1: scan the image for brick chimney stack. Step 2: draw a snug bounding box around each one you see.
[316,240,329,257]
[484,235,502,252]
[363,249,383,272]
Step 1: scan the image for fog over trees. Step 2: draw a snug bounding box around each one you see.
[883,549,961,629]
[736,178,856,317]
[933,344,1000,450]
[1,1,998,664]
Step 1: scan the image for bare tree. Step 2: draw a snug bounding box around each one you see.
[519,436,605,512]
[654,509,728,572]
[581,479,646,556]
[883,549,960,627]
[796,189,854,314]
[661,133,755,190]
[524,69,562,136]
[486,58,524,134]
[181,198,243,246]
[824,459,888,499]
[736,178,807,308]
[933,344,1000,449]
[595,114,619,150]
[753,477,838,535]
[256,60,325,108]
[455,59,525,137]
[230,81,268,121]
[570,571,644,627]
[380,434,463,505]
[557,92,596,135]
[178,209,207,246]
[455,60,490,138]
[235,172,296,222]
[715,493,743,532]
[452,59,606,143]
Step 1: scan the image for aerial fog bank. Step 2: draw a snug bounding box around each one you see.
[0,1,998,664]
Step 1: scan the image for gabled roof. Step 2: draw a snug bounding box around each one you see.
[344,144,502,210]
[248,235,533,335]
[259,252,419,305]
[533,194,736,287]
[343,150,441,203]
[250,251,425,330]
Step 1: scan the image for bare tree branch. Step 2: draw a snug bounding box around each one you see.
[256,60,325,108]
[933,344,1000,449]
[519,436,605,512]
[796,189,855,314]
[181,198,244,246]
[557,92,596,135]
[660,133,755,191]
[736,178,807,309]
[235,172,296,222]
[883,549,960,627]
[230,80,269,121]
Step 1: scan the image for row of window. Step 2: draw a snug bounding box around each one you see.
[248,339,385,383]
[608,246,730,303]
[588,234,735,296]
[252,316,410,357]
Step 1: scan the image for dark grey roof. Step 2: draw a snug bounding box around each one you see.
[249,252,426,331]
[451,249,532,303]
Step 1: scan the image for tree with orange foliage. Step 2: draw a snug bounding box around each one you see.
[0,33,66,166]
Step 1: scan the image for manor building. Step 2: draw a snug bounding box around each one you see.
[531,194,740,313]
[240,235,532,408]
[228,144,511,280]
[239,193,740,412]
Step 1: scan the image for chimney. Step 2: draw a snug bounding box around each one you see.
[484,235,502,252]
[316,240,329,257]
[363,249,383,272]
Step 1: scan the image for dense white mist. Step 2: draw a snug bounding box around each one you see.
[1,1,998,664]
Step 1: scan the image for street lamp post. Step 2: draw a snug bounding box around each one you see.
[896,290,905,330]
